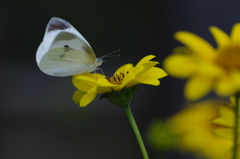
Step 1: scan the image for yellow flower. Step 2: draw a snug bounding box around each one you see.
[164,23,240,101]
[212,105,240,159]
[166,100,233,159]
[72,55,167,107]
[147,119,177,151]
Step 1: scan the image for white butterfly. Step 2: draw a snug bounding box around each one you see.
[36,17,103,77]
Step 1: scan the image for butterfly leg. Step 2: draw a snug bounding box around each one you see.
[95,68,105,76]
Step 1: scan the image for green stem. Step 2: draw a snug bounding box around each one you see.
[233,93,239,159]
[122,105,149,159]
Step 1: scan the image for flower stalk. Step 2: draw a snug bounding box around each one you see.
[101,86,149,159]
[233,92,240,159]
[122,105,149,159]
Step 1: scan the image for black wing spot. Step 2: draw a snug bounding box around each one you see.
[47,18,71,32]
[63,45,72,52]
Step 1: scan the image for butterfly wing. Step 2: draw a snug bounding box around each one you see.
[38,31,97,76]
[36,17,97,77]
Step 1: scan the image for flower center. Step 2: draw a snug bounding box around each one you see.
[106,71,128,85]
[215,46,240,70]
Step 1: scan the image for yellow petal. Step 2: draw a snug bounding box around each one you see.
[72,90,86,104]
[230,70,240,89]
[96,78,118,92]
[216,70,240,96]
[173,46,193,54]
[142,67,168,79]
[114,64,133,75]
[212,106,234,127]
[120,65,144,88]
[213,128,233,140]
[209,26,230,49]
[120,71,136,89]
[175,31,216,60]
[184,76,214,101]
[135,61,159,77]
[142,61,159,70]
[80,90,97,107]
[75,73,105,82]
[97,86,113,93]
[215,74,237,96]
[97,78,117,87]
[197,61,224,76]
[136,55,156,67]
[75,74,96,83]
[72,77,98,92]
[163,54,198,78]
[231,23,240,45]
[134,76,160,86]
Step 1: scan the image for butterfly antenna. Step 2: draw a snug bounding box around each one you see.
[101,49,121,59]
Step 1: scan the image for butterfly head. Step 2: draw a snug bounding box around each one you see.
[95,58,103,67]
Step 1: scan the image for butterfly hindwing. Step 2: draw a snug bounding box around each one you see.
[38,32,95,76]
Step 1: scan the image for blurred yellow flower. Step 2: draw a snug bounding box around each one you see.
[72,55,167,107]
[148,119,177,151]
[164,23,240,101]
[166,100,233,159]
[212,105,240,158]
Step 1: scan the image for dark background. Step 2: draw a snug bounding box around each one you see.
[1,0,240,159]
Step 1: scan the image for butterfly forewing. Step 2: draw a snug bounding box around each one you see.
[49,32,96,60]
[42,17,91,51]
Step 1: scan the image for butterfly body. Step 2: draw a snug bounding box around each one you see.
[36,17,102,77]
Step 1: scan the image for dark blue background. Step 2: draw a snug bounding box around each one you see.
[1,0,240,158]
